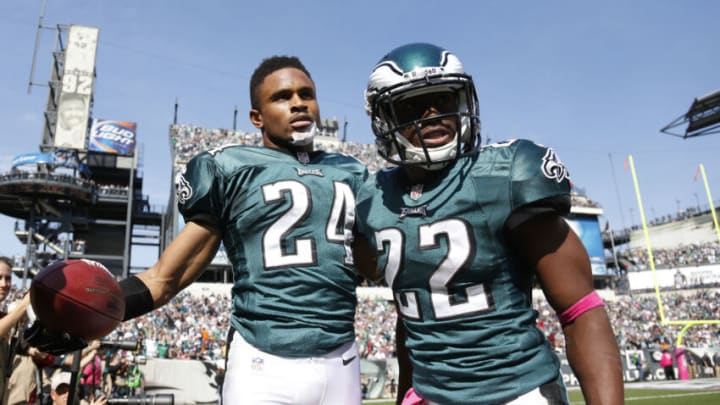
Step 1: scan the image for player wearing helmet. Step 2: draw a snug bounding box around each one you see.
[355,43,623,405]
[364,42,480,170]
[28,56,370,405]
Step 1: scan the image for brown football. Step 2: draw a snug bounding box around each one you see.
[30,259,125,340]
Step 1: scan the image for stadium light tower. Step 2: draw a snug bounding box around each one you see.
[661,89,720,138]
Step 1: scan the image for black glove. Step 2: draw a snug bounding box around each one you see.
[23,321,88,355]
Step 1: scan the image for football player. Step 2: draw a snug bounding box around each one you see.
[355,43,623,405]
[29,56,369,405]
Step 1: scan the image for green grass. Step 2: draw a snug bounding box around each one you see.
[362,387,720,405]
[571,388,720,404]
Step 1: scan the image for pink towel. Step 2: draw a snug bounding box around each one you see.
[401,388,428,405]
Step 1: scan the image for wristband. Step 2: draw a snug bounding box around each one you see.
[119,275,155,321]
[558,290,604,326]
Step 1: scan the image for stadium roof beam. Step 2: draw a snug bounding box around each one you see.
[661,89,720,138]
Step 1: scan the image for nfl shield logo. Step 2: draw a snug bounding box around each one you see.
[251,357,264,372]
[297,152,310,164]
[410,184,423,201]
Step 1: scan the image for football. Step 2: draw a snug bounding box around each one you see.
[30,259,125,340]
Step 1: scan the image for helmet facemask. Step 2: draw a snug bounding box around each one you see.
[369,74,480,170]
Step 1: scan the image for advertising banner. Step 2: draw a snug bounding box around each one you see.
[89,119,137,156]
[559,348,719,385]
[566,216,608,275]
[11,152,54,169]
[54,25,99,150]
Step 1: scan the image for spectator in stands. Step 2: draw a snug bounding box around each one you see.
[28,56,372,405]
[79,344,103,401]
[630,352,647,382]
[701,353,714,377]
[50,372,72,405]
[686,350,698,379]
[50,371,107,405]
[0,257,11,304]
[0,256,28,402]
[356,43,623,405]
[6,347,42,405]
[103,351,128,398]
[126,359,144,397]
[0,261,29,339]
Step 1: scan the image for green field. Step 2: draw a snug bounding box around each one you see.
[362,387,720,405]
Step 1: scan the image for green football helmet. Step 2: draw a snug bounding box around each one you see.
[365,43,481,169]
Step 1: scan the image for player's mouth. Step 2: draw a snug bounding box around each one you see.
[289,115,315,131]
[419,125,453,147]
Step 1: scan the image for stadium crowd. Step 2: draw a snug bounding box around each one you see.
[622,241,720,270]
[1,269,719,402]
[1,286,707,364]
[170,124,389,174]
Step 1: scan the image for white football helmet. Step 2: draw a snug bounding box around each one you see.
[365,43,481,169]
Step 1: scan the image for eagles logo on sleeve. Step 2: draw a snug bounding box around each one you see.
[175,171,193,205]
[541,148,570,183]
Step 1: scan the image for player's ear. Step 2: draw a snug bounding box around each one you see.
[249,109,263,131]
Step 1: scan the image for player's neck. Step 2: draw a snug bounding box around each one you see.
[403,166,436,184]
[263,137,314,155]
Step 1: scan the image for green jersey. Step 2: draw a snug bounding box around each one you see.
[356,139,571,404]
[178,145,367,357]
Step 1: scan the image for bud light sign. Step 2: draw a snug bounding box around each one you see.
[89,119,137,156]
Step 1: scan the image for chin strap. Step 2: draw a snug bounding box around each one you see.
[290,123,318,146]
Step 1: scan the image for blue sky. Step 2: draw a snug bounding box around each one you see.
[1,1,720,265]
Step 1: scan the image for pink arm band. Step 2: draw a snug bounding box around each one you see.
[558,290,604,326]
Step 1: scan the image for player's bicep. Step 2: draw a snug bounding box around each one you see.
[508,213,594,312]
[138,221,221,305]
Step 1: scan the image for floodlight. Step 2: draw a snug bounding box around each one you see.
[661,88,720,138]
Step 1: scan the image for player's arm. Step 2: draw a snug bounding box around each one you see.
[122,221,221,320]
[394,312,412,405]
[508,213,623,405]
[352,234,381,282]
[0,293,30,337]
[24,221,221,354]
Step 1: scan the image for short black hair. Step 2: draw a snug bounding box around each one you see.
[0,256,12,269]
[250,56,313,109]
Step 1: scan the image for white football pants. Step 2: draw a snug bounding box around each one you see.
[222,330,362,405]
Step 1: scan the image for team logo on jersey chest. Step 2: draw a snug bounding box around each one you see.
[175,172,193,205]
[296,167,324,177]
[541,148,570,183]
[400,204,428,218]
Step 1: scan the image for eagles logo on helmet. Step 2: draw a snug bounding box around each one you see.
[365,43,481,170]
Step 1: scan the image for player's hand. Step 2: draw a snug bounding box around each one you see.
[23,320,88,355]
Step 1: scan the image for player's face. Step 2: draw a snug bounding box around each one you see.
[0,263,11,302]
[394,90,459,148]
[250,67,320,149]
